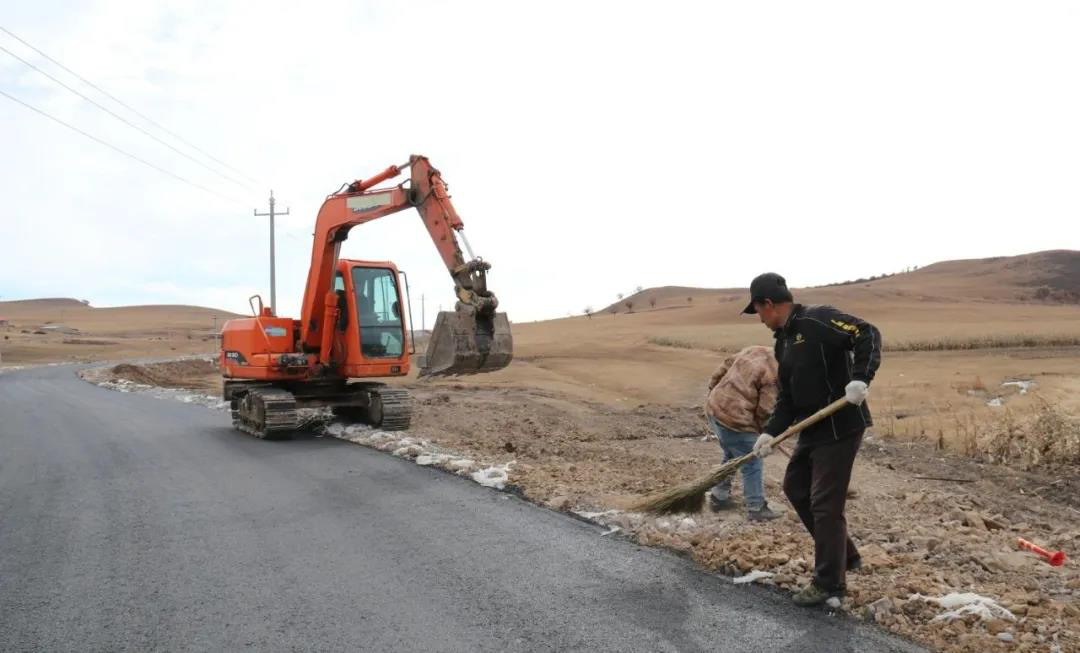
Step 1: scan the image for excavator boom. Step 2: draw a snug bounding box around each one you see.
[297,155,512,376]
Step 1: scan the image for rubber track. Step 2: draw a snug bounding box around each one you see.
[236,387,298,439]
[373,387,413,431]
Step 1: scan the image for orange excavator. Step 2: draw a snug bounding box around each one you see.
[219,155,513,438]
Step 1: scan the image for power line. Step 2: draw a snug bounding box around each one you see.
[0,24,261,186]
[0,41,252,191]
[0,87,243,205]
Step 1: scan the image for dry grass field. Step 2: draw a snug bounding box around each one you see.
[0,298,238,366]
[441,250,1080,464]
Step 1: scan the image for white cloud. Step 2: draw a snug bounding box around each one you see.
[1,1,1077,320]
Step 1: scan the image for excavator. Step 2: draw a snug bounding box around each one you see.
[219,155,513,438]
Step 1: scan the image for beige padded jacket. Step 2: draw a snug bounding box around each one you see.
[704,345,779,434]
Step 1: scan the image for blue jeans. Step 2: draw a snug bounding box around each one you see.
[708,416,766,511]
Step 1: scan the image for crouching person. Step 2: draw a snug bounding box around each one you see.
[704,344,780,522]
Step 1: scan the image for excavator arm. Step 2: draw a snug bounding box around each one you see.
[298,155,511,376]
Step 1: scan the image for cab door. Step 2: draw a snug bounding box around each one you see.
[341,262,410,377]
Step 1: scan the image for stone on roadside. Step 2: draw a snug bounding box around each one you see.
[991,550,1033,572]
[447,458,476,472]
[765,552,789,566]
[391,446,421,459]
[545,495,572,511]
[910,536,941,552]
[986,619,1009,635]
[963,511,988,530]
[904,491,925,506]
[867,597,894,619]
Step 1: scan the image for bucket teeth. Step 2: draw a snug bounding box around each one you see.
[420,311,513,376]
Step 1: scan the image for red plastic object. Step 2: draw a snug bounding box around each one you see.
[1017,537,1066,566]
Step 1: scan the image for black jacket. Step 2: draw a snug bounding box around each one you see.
[762,304,881,443]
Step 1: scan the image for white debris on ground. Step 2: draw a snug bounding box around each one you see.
[471,462,515,489]
[325,420,521,492]
[1002,380,1036,394]
[908,592,1017,623]
[572,509,624,521]
[89,376,228,410]
[986,380,1038,407]
[733,570,774,585]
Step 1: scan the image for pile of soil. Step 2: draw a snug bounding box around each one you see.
[108,359,222,393]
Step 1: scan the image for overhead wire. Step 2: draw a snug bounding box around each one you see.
[0,87,244,205]
[0,24,261,186]
[0,41,253,191]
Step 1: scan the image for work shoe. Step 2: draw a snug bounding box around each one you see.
[792,583,843,608]
[708,494,734,512]
[746,505,778,522]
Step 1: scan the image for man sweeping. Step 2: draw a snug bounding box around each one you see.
[743,273,881,607]
[704,345,780,521]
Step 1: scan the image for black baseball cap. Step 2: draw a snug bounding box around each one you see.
[742,273,794,314]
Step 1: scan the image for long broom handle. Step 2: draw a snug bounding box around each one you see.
[769,396,852,447]
[721,397,852,469]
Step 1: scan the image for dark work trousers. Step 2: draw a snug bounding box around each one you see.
[782,431,863,593]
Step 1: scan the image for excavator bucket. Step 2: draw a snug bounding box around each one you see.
[419,310,513,376]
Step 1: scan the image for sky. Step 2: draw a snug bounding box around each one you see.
[0,1,1076,323]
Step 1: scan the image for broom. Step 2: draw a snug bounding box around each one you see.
[628,397,851,515]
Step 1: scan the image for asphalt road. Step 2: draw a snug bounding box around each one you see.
[0,365,925,652]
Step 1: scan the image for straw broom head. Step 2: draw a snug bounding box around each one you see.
[626,453,751,515]
[626,398,851,516]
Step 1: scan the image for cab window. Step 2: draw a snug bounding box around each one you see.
[351,266,404,358]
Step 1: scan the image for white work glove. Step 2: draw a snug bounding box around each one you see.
[752,433,775,458]
[845,380,869,405]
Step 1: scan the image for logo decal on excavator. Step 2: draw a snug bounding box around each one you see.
[347,192,394,214]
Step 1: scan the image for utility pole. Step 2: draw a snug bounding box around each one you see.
[254,190,289,315]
